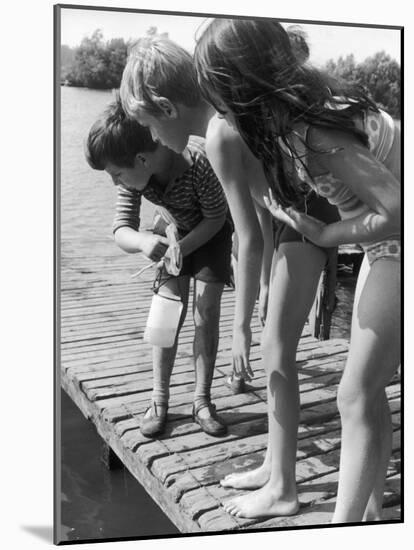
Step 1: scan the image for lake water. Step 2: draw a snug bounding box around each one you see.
[58,86,355,542]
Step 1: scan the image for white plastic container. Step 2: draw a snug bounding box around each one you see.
[143,293,183,348]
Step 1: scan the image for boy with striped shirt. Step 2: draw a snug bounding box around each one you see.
[86,97,232,438]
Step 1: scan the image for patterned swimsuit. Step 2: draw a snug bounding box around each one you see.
[294,108,400,265]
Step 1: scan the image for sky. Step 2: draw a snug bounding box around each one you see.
[60,7,401,67]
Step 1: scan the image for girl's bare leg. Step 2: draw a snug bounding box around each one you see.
[332,258,400,523]
[351,257,394,522]
[223,242,326,517]
[363,391,393,521]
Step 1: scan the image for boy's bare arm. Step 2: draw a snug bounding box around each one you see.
[178,214,226,257]
[114,227,169,261]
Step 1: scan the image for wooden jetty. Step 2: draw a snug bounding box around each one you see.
[59,236,401,533]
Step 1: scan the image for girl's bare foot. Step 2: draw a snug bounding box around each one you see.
[223,482,299,519]
[220,465,270,489]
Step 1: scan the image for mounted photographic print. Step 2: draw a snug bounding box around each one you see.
[54,3,402,545]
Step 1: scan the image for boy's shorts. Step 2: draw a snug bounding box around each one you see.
[275,191,340,255]
[155,218,233,285]
[179,219,233,284]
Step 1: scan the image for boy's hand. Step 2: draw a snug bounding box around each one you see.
[141,234,169,262]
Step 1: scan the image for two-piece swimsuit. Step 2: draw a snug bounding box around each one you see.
[291,108,401,265]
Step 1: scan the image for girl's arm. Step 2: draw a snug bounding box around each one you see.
[254,199,274,326]
[206,118,264,380]
[265,127,400,247]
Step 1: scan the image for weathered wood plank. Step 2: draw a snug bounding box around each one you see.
[158,402,401,501]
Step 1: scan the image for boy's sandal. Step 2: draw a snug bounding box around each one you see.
[192,402,227,437]
[225,373,246,394]
[141,402,168,438]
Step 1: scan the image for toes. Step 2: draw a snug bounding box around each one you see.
[223,499,234,511]
[228,504,242,517]
[223,499,237,513]
[220,475,235,487]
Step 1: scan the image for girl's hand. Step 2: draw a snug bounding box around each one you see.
[232,326,254,381]
[263,189,301,227]
[263,189,329,246]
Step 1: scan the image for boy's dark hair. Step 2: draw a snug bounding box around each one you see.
[85,95,158,170]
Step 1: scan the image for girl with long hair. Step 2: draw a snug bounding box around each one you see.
[194,18,400,523]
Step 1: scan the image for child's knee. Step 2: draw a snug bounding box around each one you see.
[337,379,381,421]
[194,283,222,325]
[261,325,297,367]
[194,300,220,326]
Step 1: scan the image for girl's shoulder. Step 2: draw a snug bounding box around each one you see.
[206,115,244,151]
[206,117,261,176]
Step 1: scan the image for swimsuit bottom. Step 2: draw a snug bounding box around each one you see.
[362,238,401,265]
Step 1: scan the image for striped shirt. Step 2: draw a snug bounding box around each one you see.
[112,137,229,235]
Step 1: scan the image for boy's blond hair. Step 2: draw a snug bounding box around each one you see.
[120,35,201,118]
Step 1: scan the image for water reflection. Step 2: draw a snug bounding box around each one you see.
[330,266,357,340]
[59,390,179,542]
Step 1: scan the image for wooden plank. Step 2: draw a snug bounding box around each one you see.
[157,403,400,501]
[174,429,401,531]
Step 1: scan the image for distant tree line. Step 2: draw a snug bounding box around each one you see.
[61,30,400,118]
[61,27,167,89]
[61,29,129,89]
[323,52,401,119]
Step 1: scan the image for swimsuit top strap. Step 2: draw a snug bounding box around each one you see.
[363,109,395,163]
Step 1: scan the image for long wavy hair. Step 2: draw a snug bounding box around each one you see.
[194,18,378,207]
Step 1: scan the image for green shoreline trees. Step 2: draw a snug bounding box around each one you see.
[325,52,400,118]
[62,30,129,89]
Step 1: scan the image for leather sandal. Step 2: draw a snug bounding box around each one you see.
[225,373,246,394]
[192,401,227,437]
[141,402,168,437]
